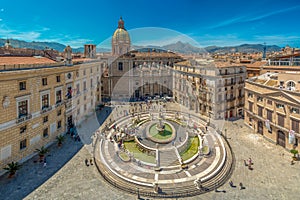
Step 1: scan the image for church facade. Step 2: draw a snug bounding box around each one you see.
[101,17,183,101]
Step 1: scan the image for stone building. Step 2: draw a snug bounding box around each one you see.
[244,72,300,151]
[0,45,105,172]
[84,44,97,58]
[173,59,246,120]
[102,49,183,101]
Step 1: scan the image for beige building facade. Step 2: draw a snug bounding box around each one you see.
[244,72,300,151]
[0,47,105,172]
[173,60,246,120]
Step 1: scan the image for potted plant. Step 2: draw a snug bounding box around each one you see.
[56,135,65,147]
[3,162,22,178]
[290,149,298,161]
[36,146,49,161]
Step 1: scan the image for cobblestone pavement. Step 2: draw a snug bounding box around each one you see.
[2,102,300,200]
[0,136,82,200]
[185,120,300,200]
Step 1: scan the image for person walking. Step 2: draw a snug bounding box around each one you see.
[85,158,89,166]
[43,157,47,168]
[229,180,236,188]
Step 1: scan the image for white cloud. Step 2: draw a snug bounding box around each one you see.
[209,5,300,29]
[9,31,41,41]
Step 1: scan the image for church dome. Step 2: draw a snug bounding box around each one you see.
[112,17,130,44]
[112,28,130,42]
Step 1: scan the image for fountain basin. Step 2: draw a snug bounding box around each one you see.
[146,121,176,144]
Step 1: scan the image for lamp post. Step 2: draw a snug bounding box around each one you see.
[137,187,140,199]
[224,128,227,139]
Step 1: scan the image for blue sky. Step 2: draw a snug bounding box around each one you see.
[0,0,299,48]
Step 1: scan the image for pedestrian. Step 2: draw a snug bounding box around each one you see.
[239,182,243,190]
[90,158,93,165]
[85,158,89,166]
[249,157,252,165]
[229,180,236,188]
[43,157,47,168]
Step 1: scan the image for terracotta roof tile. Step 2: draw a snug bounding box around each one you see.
[0,56,56,65]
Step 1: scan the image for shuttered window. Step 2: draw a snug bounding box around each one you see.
[249,102,253,112]
[277,114,284,127]
[292,119,300,133]
[267,110,273,122]
[258,106,263,117]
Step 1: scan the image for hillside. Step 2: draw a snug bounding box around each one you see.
[0,38,281,54]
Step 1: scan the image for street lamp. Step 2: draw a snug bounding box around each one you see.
[136,187,140,199]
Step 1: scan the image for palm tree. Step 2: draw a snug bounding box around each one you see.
[3,162,22,178]
[56,135,65,147]
[36,146,49,161]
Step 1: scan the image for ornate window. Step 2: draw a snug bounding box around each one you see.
[18,100,28,118]
[287,81,296,91]
[56,90,62,104]
[42,94,49,109]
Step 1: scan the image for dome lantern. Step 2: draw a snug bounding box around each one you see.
[118,16,125,29]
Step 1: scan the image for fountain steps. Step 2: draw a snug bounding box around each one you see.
[159,148,180,167]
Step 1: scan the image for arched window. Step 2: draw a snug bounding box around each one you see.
[287,81,296,90]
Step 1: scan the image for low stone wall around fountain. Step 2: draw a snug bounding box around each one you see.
[176,132,190,153]
[134,136,157,156]
[145,121,176,144]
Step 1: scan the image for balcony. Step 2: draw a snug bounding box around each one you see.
[65,99,73,109]
[228,97,236,102]
[16,114,32,124]
[225,82,236,86]
[40,106,52,114]
[55,100,64,108]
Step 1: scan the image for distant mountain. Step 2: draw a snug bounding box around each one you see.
[0,38,66,52]
[0,38,282,54]
[133,41,205,54]
[204,44,281,53]
[133,41,281,54]
[0,38,110,53]
[163,41,206,53]
[132,45,161,50]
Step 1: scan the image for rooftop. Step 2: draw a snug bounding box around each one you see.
[0,56,57,65]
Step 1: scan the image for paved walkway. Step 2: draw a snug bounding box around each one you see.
[0,136,82,200]
[0,106,112,200]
